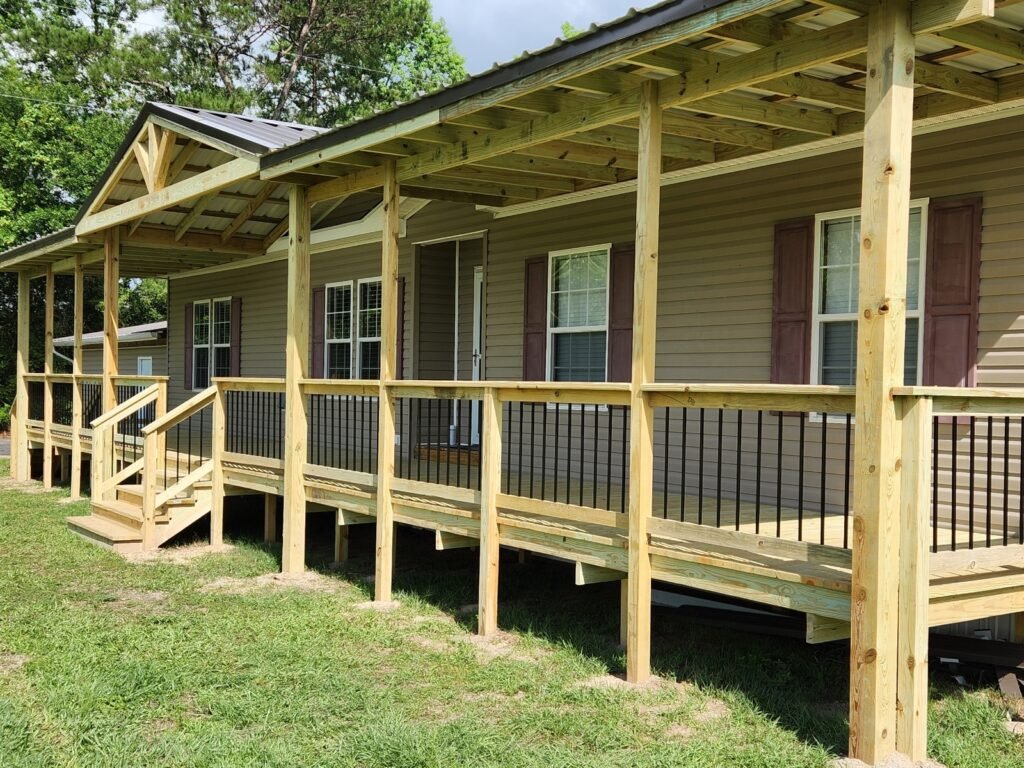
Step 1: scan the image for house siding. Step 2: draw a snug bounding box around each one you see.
[63,343,167,377]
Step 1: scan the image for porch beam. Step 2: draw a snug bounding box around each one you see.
[76,157,259,237]
[102,229,120,412]
[70,256,84,499]
[374,159,400,601]
[849,0,915,761]
[12,271,30,480]
[936,20,1024,62]
[42,267,54,490]
[282,185,311,574]
[117,226,266,256]
[626,79,661,685]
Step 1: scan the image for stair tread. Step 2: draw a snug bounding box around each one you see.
[67,515,143,543]
[93,499,144,521]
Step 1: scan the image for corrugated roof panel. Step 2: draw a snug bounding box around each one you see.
[154,103,327,153]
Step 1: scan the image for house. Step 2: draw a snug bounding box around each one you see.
[4,0,1024,760]
[53,321,167,377]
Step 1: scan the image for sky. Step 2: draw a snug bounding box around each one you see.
[431,0,643,75]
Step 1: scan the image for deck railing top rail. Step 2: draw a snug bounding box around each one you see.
[141,385,216,437]
[90,383,162,429]
[215,377,286,393]
[895,386,1024,416]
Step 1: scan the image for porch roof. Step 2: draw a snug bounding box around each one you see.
[259,0,1024,213]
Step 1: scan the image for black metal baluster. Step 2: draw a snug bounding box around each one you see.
[986,415,993,548]
[591,405,598,509]
[1004,416,1010,547]
[698,408,705,525]
[605,406,612,511]
[969,416,976,549]
[951,419,959,551]
[541,403,548,501]
[776,412,783,539]
[820,410,828,546]
[755,411,763,534]
[715,409,723,528]
[932,416,939,554]
[735,410,742,531]
[797,412,806,541]
[663,409,671,519]
[553,403,560,502]
[844,414,852,550]
[680,408,687,523]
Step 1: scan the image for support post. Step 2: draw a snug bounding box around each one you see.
[334,518,349,564]
[264,493,278,543]
[102,228,120,412]
[282,185,311,574]
[70,256,84,498]
[12,271,30,480]
[626,79,662,684]
[477,387,502,635]
[42,266,54,489]
[374,159,400,602]
[849,0,915,761]
[897,395,932,760]
[211,384,226,547]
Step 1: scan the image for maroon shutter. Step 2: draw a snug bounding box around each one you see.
[396,276,406,379]
[229,296,242,377]
[523,257,548,380]
[310,286,326,379]
[184,302,194,389]
[923,197,981,388]
[607,245,635,382]
[771,218,815,384]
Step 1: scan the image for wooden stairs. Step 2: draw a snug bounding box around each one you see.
[67,481,213,553]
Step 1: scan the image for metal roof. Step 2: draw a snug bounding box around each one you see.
[152,103,327,153]
[261,0,733,169]
[53,320,167,347]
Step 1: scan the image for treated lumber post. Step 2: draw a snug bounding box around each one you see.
[13,271,30,481]
[897,394,932,760]
[374,159,400,602]
[849,0,915,761]
[210,384,226,547]
[626,79,662,684]
[478,387,502,635]
[142,427,159,550]
[264,493,278,543]
[70,256,84,499]
[42,267,54,489]
[102,228,120,413]
[282,185,311,574]
[334,517,349,564]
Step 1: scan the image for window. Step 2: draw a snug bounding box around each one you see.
[325,282,353,378]
[137,357,153,376]
[324,278,382,379]
[547,245,610,382]
[193,297,232,389]
[811,203,926,386]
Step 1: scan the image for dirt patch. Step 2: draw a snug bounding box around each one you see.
[462,690,526,704]
[0,476,48,493]
[576,673,672,692]
[665,723,695,741]
[99,589,169,614]
[354,599,401,612]
[201,571,342,595]
[409,636,451,652]
[468,631,547,665]
[830,755,946,768]
[0,653,29,673]
[126,543,234,564]
[693,697,730,724]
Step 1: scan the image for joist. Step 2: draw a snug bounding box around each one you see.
[77,157,259,236]
[173,191,218,240]
[576,562,626,585]
[168,139,201,183]
[936,20,1024,62]
[436,530,477,550]
[118,226,265,255]
[221,183,277,242]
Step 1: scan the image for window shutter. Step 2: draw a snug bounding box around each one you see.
[523,257,548,380]
[230,297,242,377]
[608,244,635,382]
[923,197,981,387]
[771,218,815,384]
[310,286,326,379]
[396,276,406,379]
[184,302,193,388]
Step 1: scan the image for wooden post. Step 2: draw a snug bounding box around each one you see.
[12,271,30,481]
[142,426,159,549]
[897,394,931,760]
[42,266,54,489]
[849,0,915,761]
[620,579,629,649]
[334,516,349,564]
[282,185,310,574]
[626,79,662,684]
[102,228,120,412]
[374,159,400,602]
[264,493,278,543]
[477,387,502,635]
[70,256,84,498]
[211,384,226,547]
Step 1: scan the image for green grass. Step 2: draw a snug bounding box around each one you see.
[0,459,1021,767]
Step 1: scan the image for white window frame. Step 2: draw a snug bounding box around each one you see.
[324,280,354,380]
[544,243,612,384]
[137,357,153,377]
[211,297,232,381]
[356,277,383,380]
[192,296,232,391]
[809,201,928,388]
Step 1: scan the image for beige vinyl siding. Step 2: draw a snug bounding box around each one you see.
[72,344,167,376]
[415,241,456,380]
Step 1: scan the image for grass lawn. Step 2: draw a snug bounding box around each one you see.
[1,459,1022,767]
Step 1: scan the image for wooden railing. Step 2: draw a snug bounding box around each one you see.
[91,381,167,502]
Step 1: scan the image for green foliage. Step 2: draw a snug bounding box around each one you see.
[560,21,586,40]
[0,401,9,431]
[119,278,167,328]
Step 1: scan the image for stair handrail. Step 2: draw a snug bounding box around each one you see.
[90,382,165,503]
[140,385,216,438]
[139,385,218,549]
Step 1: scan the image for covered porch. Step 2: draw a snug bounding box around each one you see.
[7,0,1024,760]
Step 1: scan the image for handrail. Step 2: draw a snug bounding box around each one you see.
[90,383,161,429]
[141,385,216,437]
[215,377,286,392]
[112,375,169,385]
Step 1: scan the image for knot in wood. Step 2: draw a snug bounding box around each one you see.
[905,58,915,76]
[862,236,872,250]
[894,458,902,471]
[878,302,890,314]
[884,164,895,176]
[864,648,878,664]
[906,655,916,671]
[868,464,876,473]
[863,308,872,320]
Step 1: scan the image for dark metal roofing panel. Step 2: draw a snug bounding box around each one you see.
[0,226,77,265]
[152,103,327,154]
[261,0,734,169]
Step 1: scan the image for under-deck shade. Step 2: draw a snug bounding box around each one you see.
[259,0,1022,213]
